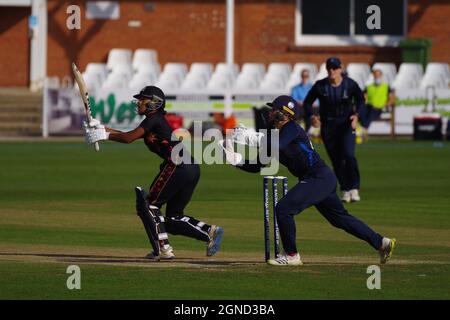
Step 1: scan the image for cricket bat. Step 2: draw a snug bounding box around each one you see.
[72,62,100,152]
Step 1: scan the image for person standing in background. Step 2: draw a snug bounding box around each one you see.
[303,57,365,203]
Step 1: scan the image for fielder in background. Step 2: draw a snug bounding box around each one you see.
[303,57,365,203]
[226,95,395,266]
[84,86,224,260]
[359,69,396,130]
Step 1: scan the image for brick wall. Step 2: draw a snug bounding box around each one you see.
[47,0,227,79]
[235,1,402,67]
[408,0,450,63]
[46,0,450,80]
[0,1,449,85]
[0,7,30,86]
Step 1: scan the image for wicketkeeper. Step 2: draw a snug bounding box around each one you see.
[225,95,396,266]
[83,86,224,260]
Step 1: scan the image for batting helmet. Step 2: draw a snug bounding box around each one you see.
[266,95,300,120]
[133,86,166,112]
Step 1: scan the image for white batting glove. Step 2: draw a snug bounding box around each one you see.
[82,119,103,130]
[85,127,109,145]
[89,118,102,128]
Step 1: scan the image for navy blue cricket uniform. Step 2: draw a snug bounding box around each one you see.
[237,120,383,254]
[303,76,364,191]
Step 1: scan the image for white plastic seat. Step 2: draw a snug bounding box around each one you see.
[212,69,236,84]
[132,49,158,71]
[235,74,259,90]
[210,66,235,83]
[190,63,213,77]
[85,63,108,83]
[215,63,239,78]
[102,73,129,90]
[262,72,286,88]
[110,64,133,81]
[346,64,370,89]
[347,63,371,79]
[266,63,292,82]
[420,74,448,89]
[106,49,132,72]
[129,73,158,90]
[156,72,183,91]
[137,63,161,78]
[240,63,266,82]
[207,74,234,90]
[184,63,213,86]
[397,63,423,78]
[392,74,420,90]
[260,76,285,90]
[156,80,180,92]
[162,63,188,79]
[425,63,449,80]
[181,74,208,90]
[392,63,423,89]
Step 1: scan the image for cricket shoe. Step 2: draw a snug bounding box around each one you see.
[342,191,351,203]
[206,225,224,257]
[379,237,396,264]
[145,245,175,261]
[268,253,303,266]
[350,189,361,202]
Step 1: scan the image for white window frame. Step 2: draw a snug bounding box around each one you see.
[0,0,31,5]
[295,0,407,46]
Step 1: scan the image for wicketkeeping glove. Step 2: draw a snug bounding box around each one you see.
[218,139,243,166]
[230,124,264,147]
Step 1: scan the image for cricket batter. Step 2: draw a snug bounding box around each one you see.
[84,86,224,260]
[226,95,395,266]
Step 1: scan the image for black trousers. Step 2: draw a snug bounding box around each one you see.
[321,121,360,191]
[147,162,211,242]
[276,166,382,254]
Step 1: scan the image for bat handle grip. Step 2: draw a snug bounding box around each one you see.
[94,142,100,152]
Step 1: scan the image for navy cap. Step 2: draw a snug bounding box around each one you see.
[133,85,165,101]
[326,57,342,69]
[266,95,299,119]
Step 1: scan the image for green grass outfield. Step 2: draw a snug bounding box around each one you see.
[0,139,449,299]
